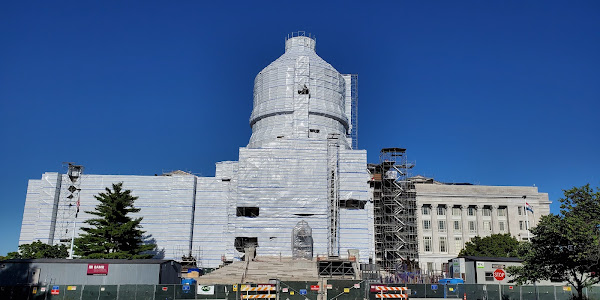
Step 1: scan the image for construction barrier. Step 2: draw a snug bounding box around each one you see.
[241,295,276,299]
[371,285,410,299]
[240,285,277,299]
[375,294,409,298]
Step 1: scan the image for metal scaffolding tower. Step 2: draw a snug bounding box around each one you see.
[56,163,83,244]
[370,148,417,272]
[350,74,358,150]
[327,134,341,257]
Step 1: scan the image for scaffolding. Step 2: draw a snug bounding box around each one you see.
[350,74,358,150]
[327,133,341,257]
[56,163,83,244]
[370,148,417,272]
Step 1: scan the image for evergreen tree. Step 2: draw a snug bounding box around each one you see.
[74,182,155,259]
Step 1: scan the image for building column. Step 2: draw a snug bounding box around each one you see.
[491,205,499,234]
[476,205,484,236]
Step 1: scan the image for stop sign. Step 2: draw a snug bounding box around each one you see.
[494,269,506,281]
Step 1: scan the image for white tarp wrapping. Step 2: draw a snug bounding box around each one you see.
[20,35,373,268]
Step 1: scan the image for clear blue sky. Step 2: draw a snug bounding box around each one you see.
[1,1,598,255]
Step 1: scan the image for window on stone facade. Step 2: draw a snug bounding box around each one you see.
[483,221,492,231]
[452,207,461,216]
[519,221,524,230]
[454,220,461,230]
[483,208,491,216]
[438,220,446,232]
[424,236,432,252]
[468,207,475,216]
[469,221,477,233]
[422,206,431,215]
[440,237,447,252]
[437,206,446,216]
[518,206,523,215]
[423,220,431,230]
[499,221,506,232]
[455,236,463,252]
[498,207,506,216]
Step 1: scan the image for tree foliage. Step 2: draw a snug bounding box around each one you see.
[74,182,155,259]
[507,184,600,300]
[458,233,521,257]
[1,241,68,259]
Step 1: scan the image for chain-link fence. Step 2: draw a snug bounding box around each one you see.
[1,282,599,300]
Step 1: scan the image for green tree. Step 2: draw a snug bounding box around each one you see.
[508,184,600,300]
[74,182,155,259]
[458,233,521,257]
[1,241,68,259]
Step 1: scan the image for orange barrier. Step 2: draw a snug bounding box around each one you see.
[375,294,408,298]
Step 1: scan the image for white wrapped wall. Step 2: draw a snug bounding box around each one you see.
[21,173,198,261]
[20,34,374,267]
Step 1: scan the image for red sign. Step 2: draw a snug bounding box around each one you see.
[310,285,320,291]
[509,286,514,290]
[87,264,109,275]
[51,286,60,295]
[493,269,506,281]
[162,287,168,291]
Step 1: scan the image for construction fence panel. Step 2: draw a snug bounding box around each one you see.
[98,285,119,300]
[554,285,575,300]
[175,283,196,299]
[463,284,486,299]
[195,284,235,300]
[326,280,363,300]
[155,284,176,300]
[31,286,49,300]
[405,284,425,298]
[444,284,462,298]
[279,281,319,300]
[587,286,600,299]
[63,285,83,300]
[483,284,501,300]
[115,284,136,300]
[81,285,99,300]
[500,284,520,300]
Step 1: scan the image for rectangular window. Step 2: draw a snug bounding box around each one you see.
[454,220,461,230]
[499,221,506,232]
[455,237,463,252]
[483,221,492,231]
[438,220,446,232]
[424,237,432,252]
[452,207,461,216]
[236,207,260,218]
[518,206,523,216]
[485,272,494,281]
[468,207,475,216]
[427,262,433,272]
[440,237,447,252]
[498,208,506,217]
[423,220,431,230]
[483,208,491,217]
[519,220,524,230]
[469,221,477,233]
[437,206,446,216]
[422,206,431,215]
